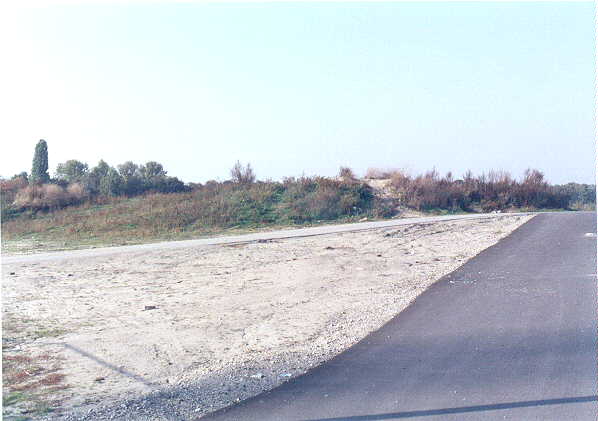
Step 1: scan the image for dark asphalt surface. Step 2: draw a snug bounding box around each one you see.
[201,212,597,421]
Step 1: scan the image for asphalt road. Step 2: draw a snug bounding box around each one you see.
[201,211,597,421]
[2,212,530,264]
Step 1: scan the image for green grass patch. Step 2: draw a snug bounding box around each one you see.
[3,391,28,406]
[31,328,67,340]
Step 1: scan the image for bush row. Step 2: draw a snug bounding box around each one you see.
[2,167,595,226]
[382,168,593,212]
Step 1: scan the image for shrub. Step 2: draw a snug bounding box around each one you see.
[338,166,357,182]
[13,183,86,211]
[277,177,373,223]
[66,183,88,201]
[1,176,29,219]
[153,176,189,194]
[1,177,28,204]
[230,161,256,185]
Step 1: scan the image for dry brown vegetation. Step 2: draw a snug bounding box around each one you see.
[380,168,579,211]
[1,167,594,253]
[13,183,88,210]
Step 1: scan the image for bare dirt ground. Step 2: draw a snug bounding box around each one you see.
[2,215,533,420]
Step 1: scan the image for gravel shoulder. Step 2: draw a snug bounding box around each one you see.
[2,214,533,420]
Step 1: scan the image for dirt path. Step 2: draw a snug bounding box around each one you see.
[2,212,533,264]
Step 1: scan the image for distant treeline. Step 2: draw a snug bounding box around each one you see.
[1,159,189,217]
[0,140,595,224]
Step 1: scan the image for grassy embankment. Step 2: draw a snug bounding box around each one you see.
[2,171,593,254]
[1,178,390,253]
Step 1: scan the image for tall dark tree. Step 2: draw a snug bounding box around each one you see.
[31,139,50,183]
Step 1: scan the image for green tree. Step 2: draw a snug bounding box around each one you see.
[85,160,111,194]
[99,167,124,196]
[140,161,166,183]
[30,139,50,184]
[118,161,144,195]
[139,161,168,192]
[55,160,89,183]
[117,161,139,179]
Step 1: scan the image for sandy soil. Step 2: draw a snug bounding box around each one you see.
[2,215,533,420]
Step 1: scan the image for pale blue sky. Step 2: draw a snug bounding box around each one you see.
[1,2,595,184]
